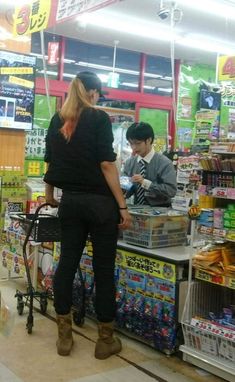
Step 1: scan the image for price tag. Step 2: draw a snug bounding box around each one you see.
[213,228,226,238]
[199,225,213,235]
[227,188,235,200]
[198,185,207,194]
[195,269,225,286]
[227,277,235,290]
[212,188,228,198]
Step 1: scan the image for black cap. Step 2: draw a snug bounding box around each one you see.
[76,71,105,96]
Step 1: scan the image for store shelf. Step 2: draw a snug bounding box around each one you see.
[180,345,235,382]
[198,225,235,241]
[198,185,235,199]
[195,268,235,290]
[212,187,235,199]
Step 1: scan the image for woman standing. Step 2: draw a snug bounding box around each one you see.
[44,71,131,359]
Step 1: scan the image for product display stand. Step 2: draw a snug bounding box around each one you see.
[180,148,235,382]
[114,241,190,354]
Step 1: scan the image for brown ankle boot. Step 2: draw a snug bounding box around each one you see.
[95,321,122,360]
[56,313,73,356]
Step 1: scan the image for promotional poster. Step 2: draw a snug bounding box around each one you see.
[0,50,36,130]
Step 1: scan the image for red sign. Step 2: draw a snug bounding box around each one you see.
[48,42,59,65]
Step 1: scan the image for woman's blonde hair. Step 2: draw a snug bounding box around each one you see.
[60,78,93,141]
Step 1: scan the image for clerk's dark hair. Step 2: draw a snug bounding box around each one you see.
[126,122,154,143]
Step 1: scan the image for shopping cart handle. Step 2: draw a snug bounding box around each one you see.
[34,202,58,216]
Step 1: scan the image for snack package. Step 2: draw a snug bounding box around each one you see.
[119,176,136,198]
[0,292,14,336]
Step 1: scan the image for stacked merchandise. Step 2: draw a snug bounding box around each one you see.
[185,306,235,363]
[193,242,235,280]
[182,243,235,364]
[198,204,235,241]
[115,255,177,354]
[122,206,188,249]
[0,168,27,236]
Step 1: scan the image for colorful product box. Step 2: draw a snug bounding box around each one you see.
[224,211,235,219]
[224,219,235,229]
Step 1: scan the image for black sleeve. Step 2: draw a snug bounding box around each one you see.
[44,113,61,163]
[96,110,117,163]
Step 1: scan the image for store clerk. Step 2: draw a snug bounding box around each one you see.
[123,122,177,207]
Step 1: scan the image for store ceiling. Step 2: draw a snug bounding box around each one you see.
[46,0,235,66]
[1,0,235,66]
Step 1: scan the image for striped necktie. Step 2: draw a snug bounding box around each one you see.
[136,159,146,205]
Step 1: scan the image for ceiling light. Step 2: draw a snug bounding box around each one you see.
[77,12,182,42]
[76,61,140,75]
[158,87,173,92]
[178,34,235,55]
[177,0,235,20]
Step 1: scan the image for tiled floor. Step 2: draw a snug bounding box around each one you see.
[0,267,225,382]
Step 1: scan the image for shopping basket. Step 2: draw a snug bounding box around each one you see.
[14,203,61,333]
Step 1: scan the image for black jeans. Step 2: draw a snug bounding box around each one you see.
[53,191,119,322]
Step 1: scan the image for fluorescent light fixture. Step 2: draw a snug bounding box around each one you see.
[178,34,235,55]
[178,0,235,20]
[77,12,182,42]
[122,82,138,88]
[77,5,235,56]
[76,62,171,80]
[77,60,140,75]
[38,70,58,76]
[31,53,75,64]
[158,88,173,92]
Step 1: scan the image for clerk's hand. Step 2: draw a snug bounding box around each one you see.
[118,209,132,230]
[131,174,144,184]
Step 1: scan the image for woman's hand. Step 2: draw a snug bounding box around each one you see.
[45,183,59,207]
[118,209,132,230]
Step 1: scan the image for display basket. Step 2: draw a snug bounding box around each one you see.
[123,206,188,248]
[181,281,235,365]
[10,212,61,242]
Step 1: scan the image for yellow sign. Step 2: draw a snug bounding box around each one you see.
[227,277,235,290]
[195,269,225,286]
[13,0,51,36]
[0,67,33,75]
[116,249,176,282]
[218,55,235,81]
[9,76,34,89]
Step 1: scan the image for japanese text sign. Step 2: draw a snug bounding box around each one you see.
[13,0,52,36]
[116,249,176,283]
[218,55,235,82]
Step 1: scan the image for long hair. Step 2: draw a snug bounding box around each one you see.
[60,78,93,141]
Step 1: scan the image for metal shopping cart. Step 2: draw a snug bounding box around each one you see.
[13,203,61,333]
[13,203,90,333]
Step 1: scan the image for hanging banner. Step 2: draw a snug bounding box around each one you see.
[218,55,235,81]
[13,0,52,36]
[55,0,121,24]
[47,41,59,65]
[13,0,122,36]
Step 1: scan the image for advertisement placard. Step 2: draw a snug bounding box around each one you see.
[0,50,36,130]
